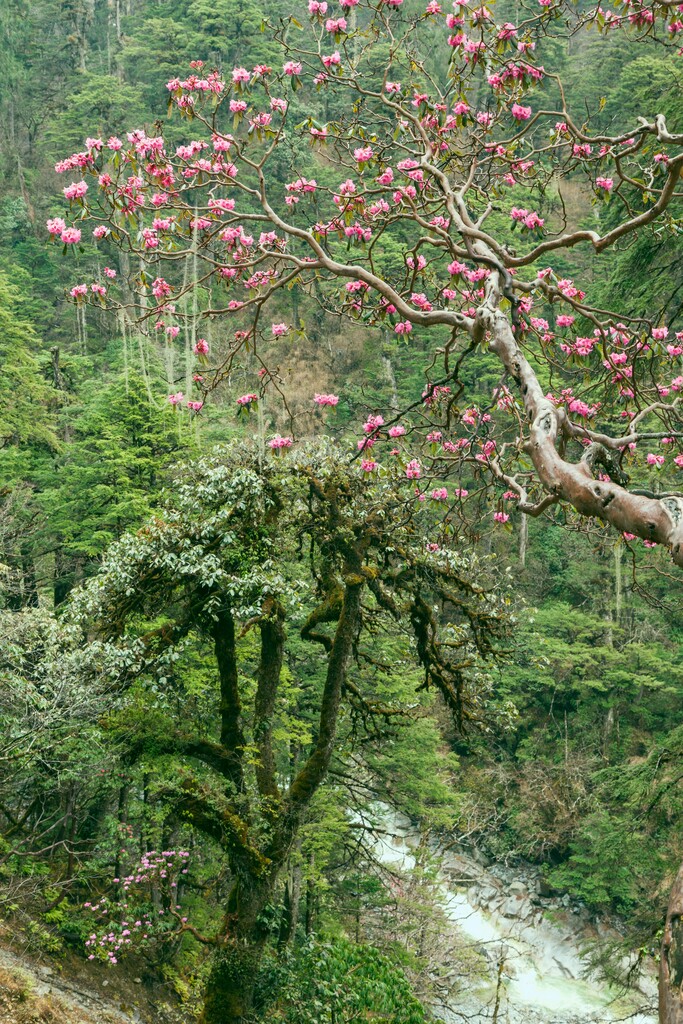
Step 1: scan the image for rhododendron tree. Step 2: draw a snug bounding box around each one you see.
[47,0,683,572]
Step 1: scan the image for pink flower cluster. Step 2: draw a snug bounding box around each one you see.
[510,207,544,230]
[314,393,339,406]
[269,435,294,449]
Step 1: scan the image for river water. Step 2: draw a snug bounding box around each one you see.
[360,805,657,1024]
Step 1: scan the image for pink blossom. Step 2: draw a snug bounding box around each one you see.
[361,459,378,472]
[152,277,172,300]
[510,103,532,121]
[63,180,88,200]
[367,166,391,191]
[595,177,613,191]
[70,283,88,299]
[431,487,448,501]
[395,321,413,334]
[453,488,469,498]
[652,327,669,341]
[623,532,636,541]
[388,425,406,437]
[46,217,66,236]
[405,459,421,479]
[646,453,665,467]
[271,322,288,336]
[283,61,303,75]
[363,414,384,434]
[493,511,510,523]
[354,145,373,163]
[60,227,82,244]
[268,434,294,449]
[236,393,258,406]
[193,339,209,355]
[314,393,339,406]
[93,225,109,239]
[168,392,184,405]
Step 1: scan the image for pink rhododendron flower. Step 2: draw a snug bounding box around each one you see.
[60,227,82,244]
[152,278,172,300]
[314,393,339,406]
[269,435,293,449]
[63,180,88,200]
[363,414,384,434]
[510,103,532,120]
[405,459,421,479]
[494,511,510,523]
[388,425,406,437]
[193,339,209,355]
[271,322,288,336]
[168,392,184,405]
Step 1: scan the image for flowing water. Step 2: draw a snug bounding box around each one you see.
[361,805,657,1024]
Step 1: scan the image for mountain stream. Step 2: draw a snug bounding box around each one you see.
[361,805,657,1024]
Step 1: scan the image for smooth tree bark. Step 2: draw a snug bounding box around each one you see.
[661,863,683,1024]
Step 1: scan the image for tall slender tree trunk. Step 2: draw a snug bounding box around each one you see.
[660,861,683,1024]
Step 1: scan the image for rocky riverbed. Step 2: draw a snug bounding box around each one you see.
[362,805,658,1024]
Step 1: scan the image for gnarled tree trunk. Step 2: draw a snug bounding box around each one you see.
[660,862,683,1024]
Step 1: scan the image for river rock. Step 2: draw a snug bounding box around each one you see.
[478,884,500,906]
[500,896,532,919]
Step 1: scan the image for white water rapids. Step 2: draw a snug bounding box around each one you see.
[360,805,658,1024]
